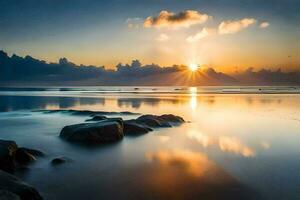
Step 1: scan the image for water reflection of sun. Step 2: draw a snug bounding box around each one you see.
[189,87,197,110]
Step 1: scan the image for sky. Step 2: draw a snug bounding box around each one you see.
[0,0,299,72]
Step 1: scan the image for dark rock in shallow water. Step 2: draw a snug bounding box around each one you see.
[0,140,45,173]
[51,157,70,165]
[158,114,185,123]
[15,166,30,173]
[0,190,21,200]
[59,113,184,143]
[136,115,171,128]
[0,140,18,173]
[123,120,153,135]
[70,110,96,116]
[85,115,107,121]
[60,119,124,144]
[17,148,45,157]
[135,114,184,128]
[0,170,43,200]
[104,117,124,127]
[15,149,36,165]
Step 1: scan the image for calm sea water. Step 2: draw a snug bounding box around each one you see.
[0,86,300,200]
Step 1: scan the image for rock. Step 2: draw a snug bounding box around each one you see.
[60,119,124,144]
[85,115,107,121]
[104,118,124,128]
[71,110,96,116]
[120,111,137,115]
[59,113,184,143]
[17,148,45,157]
[136,115,172,128]
[0,190,21,200]
[51,157,68,165]
[123,121,153,135]
[135,114,184,128]
[15,166,30,173]
[158,114,185,123]
[0,170,43,200]
[0,140,45,172]
[15,149,36,165]
[0,140,18,173]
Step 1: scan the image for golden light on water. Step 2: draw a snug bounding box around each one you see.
[189,87,198,94]
[145,149,213,178]
[189,87,198,110]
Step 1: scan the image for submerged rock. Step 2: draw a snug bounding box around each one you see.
[0,140,45,173]
[0,170,43,200]
[158,114,185,123]
[50,157,70,165]
[15,149,36,165]
[59,114,185,142]
[70,110,96,116]
[17,148,45,157]
[0,190,21,200]
[136,115,172,128]
[100,117,124,128]
[135,114,184,128]
[0,140,18,173]
[60,119,124,144]
[123,120,153,135]
[85,115,107,121]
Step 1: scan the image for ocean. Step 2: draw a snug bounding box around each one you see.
[0,86,300,199]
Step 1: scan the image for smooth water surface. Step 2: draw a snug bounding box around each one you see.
[0,87,299,200]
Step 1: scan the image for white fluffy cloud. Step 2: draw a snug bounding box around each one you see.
[186,27,215,42]
[144,10,210,29]
[218,18,256,34]
[260,21,270,28]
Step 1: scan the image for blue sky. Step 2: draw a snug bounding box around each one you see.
[0,0,299,71]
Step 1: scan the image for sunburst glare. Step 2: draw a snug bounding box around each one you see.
[188,63,199,72]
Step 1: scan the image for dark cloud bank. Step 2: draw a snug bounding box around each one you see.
[0,50,299,86]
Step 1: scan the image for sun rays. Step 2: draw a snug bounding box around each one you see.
[188,63,199,72]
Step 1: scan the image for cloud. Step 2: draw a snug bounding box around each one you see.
[1,50,300,86]
[233,67,300,85]
[218,18,256,34]
[260,21,270,28]
[186,27,215,42]
[144,10,210,29]
[156,33,169,42]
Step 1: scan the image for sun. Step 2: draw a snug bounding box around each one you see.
[188,63,198,72]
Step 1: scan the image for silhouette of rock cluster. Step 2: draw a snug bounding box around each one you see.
[60,114,185,144]
[0,139,44,199]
